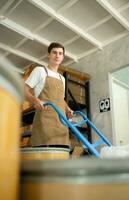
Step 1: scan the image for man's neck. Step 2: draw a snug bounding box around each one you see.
[48,65,58,72]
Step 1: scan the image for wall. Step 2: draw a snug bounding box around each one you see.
[70,35,129,143]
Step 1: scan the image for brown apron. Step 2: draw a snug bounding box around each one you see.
[30,67,69,147]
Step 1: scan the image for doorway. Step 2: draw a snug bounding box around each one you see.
[109,66,129,146]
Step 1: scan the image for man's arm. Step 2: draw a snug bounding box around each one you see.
[24,83,44,110]
[65,101,74,119]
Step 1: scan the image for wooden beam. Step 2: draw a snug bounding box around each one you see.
[96,0,129,31]
[59,66,91,81]
[28,0,102,48]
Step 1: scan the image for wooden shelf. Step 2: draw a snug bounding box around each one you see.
[59,66,91,82]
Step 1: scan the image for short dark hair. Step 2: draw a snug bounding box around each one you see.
[48,42,65,55]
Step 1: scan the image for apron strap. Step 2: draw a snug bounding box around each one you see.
[45,66,63,83]
[59,74,63,83]
[43,66,49,76]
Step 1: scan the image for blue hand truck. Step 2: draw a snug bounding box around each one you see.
[44,102,112,157]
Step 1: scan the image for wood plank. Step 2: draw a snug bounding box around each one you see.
[59,66,91,81]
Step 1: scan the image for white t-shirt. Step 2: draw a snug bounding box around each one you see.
[25,66,65,97]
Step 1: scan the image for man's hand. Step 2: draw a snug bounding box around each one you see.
[33,98,45,111]
[66,109,75,120]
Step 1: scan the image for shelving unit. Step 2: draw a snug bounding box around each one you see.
[63,71,91,143]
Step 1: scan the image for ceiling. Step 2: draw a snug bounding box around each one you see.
[0,0,129,73]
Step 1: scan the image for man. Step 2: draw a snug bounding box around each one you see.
[24,42,73,147]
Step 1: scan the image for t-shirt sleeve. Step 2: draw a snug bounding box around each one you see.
[25,67,43,89]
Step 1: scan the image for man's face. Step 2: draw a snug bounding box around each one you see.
[48,47,64,66]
